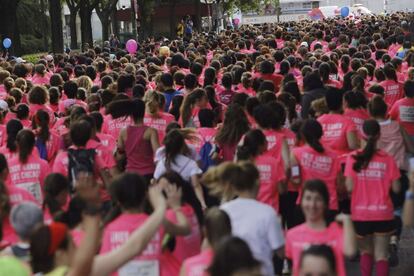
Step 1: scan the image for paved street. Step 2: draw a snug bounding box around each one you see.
[345,228,414,276]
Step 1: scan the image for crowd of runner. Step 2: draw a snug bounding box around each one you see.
[0,11,413,276]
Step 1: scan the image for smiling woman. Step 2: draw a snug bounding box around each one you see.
[285,179,357,276]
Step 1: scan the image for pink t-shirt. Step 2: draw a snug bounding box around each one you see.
[235,84,256,97]
[86,139,116,169]
[181,249,213,276]
[262,129,286,162]
[389,97,414,136]
[100,213,165,276]
[31,74,50,85]
[38,130,60,163]
[255,154,285,212]
[96,133,117,152]
[29,104,56,126]
[102,115,133,141]
[0,124,6,147]
[20,119,32,129]
[343,108,370,138]
[144,112,175,143]
[166,205,201,262]
[52,117,68,137]
[344,150,400,221]
[190,127,217,153]
[379,80,404,107]
[286,222,345,276]
[317,113,357,155]
[0,146,17,160]
[292,145,341,210]
[8,153,50,204]
[325,79,342,89]
[7,185,38,206]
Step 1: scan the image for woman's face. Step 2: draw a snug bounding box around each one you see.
[299,255,335,276]
[301,190,326,222]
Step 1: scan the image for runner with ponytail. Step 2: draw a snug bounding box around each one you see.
[107,99,160,180]
[290,119,342,224]
[344,119,401,276]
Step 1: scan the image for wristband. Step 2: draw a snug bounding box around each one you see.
[406,191,414,201]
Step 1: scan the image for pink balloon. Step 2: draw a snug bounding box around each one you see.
[126,39,138,54]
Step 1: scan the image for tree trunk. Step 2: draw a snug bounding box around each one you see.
[40,0,49,51]
[79,5,93,47]
[110,8,119,37]
[48,0,64,53]
[101,16,110,42]
[68,7,78,49]
[0,0,21,55]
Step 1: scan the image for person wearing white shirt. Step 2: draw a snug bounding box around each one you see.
[218,162,285,276]
[154,129,206,209]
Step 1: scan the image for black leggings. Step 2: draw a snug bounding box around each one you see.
[279,191,299,229]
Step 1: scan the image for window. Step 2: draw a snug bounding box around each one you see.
[303,2,312,9]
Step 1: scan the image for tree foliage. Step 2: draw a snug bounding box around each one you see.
[223,0,280,14]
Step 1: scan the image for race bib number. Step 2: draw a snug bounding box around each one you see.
[118,260,159,276]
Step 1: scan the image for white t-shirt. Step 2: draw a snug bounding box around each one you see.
[154,154,202,182]
[154,144,200,163]
[221,198,285,276]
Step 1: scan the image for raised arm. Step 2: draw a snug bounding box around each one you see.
[163,185,191,236]
[91,186,167,276]
[336,214,357,258]
[67,174,102,276]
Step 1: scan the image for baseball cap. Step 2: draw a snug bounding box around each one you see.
[10,202,43,240]
[300,41,309,47]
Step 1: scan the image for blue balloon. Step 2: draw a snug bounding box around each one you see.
[3,38,11,49]
[340,7,350,17]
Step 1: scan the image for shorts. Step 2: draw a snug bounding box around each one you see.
[353,220,396,237]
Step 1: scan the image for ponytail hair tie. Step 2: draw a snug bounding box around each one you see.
[48,222,68,255]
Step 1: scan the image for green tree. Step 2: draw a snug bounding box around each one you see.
[17,0,50,54]
[96,0,118,42]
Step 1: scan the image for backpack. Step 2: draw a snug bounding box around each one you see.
[67,148,96,190]
[35,139,48,161]
[199,140,217,172]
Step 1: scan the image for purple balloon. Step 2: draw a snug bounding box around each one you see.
[126,39,138,54]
